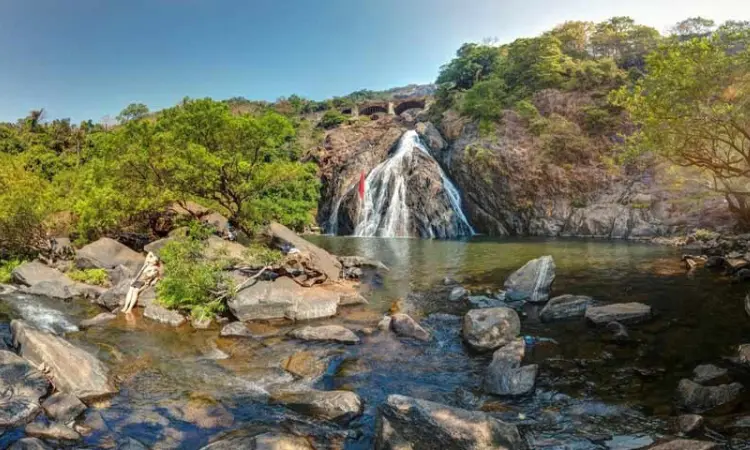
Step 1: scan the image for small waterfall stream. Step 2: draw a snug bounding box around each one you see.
[352,130,474,238]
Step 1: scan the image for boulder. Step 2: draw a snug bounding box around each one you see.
[338,255,389,271]
[283,350,331,379]
[199,432,313,450]
[676,378,743,413]
[539,295,593,321]
[11,261,76,288]
[204,236,250,263]
[0,350,50,427]
[268,222,341,282]
[76,237,145,273]
[485,338,537,396]
[42,392,86,423]
[448,286,468,302]
[390,313,430,341]
[376,394,522,450]
[107,264,134,286]
[220,322,254,338]
[289,325,359,344]
[8,438,51,450]
[415,122,447,152]
[585,303,651,325]
[143,237,173,258]
[269,388,362,422]
[378,316,392,331]
[228,277,339,322]
[19,280,79,300]
[692,364,730,386]
[462,307,521,351]
[647,440,718,450]
[79,313,117,329]
[503,255,555,303]
[676,414,704,435]
[25,422,81,442]
[143,302,187,327]
[11,320,117,401]
[740,344,750,365]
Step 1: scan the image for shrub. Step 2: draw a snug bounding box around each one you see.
[693,228,720,241]
[0,259,24,284]
[67,268,110,286]
[318,110,347,129]
[243,243,283,267]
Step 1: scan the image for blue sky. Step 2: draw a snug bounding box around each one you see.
[1,0,748,122]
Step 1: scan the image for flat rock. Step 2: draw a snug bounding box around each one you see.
[676,414,704,435]
[25,422,81,442]
[283,350,331,379]
[676,378,743,414]
[376,394,522,450]
[20,280,79,300]
[0,350,50,427]
[11,261,76,288]
[143,302,187,327]
[540,295,594,321]
[204,236,250,263]
[485,339,537,396]
[585,302,651,325]
[503,255,555,303]
[42,392,87,423]
[462,307,521,351]
[269,388,362,422]
[647,439,718,450]
[76,237,145,273]
[228,277,339,322]
[268,222,341,281]
[8,438,51,450]
[289,325,359,344]
[338,255,389,271]
[390,313,431,341]
[692,364,729,386]
[11,320,117,401]
[79,313,117,329]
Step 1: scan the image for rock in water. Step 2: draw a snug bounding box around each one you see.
[289,325,360,344]
[8,438,51,450]
[676,414,704,435]
[503,255,555,303]
[79,313,117,329]
[228,277,339,322]
[25,422,81,442]
[11,320,117,401]
[648,440,718,450]
[462,307,521,351]
[585,303,651,325]
[269,388,362,422]
[539,295,593,321]
[676,378,743,414]
[42,392,87,423]
[199,432,313,450]
[485,338,537,396]
[143,302,187,327]
[0,350,50,427]
[268,222,342,281]
[390,314,431,341]
[692,364,729,386]
[75,237,145,273]
[448,286,468,302]
[376,394,522,450]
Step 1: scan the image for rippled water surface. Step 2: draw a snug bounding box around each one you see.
[1,237,749,449]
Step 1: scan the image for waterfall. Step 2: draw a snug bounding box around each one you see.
[352,130,474,238]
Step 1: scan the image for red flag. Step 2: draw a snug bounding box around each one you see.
[358,171,366,201]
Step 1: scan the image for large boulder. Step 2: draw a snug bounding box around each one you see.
[0,350,50,427]
[19,280,79,300]
[376,394,522,450]
[676,378,743,414]
[11,261,76,288]
[503,256,556,303]
[539,295,593,321]
[390,314,431,341]
[462,307,521,351]
[289,325,359,344]
[415,121,447,152]
[11,320,117,401]
[76,237,145,273]
[485,338,537,396]
[585,302,651,325]
[267,222,341,281]
[692,364,729,386]
[227,277,339,322]
[269,388,362,422]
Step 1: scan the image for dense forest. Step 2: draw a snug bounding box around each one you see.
[1,16,749,260]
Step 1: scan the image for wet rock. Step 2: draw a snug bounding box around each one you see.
[648,439,718,450]
[390,313,430,341]
[416,121,447,152]
[338,255,389,271]
[539,294,594,321]
[289,325,359,344]
[676,414,704,435]
[739,344,750,365]
[228,277,339,322]
[724,258,750,273]
[268,222,342,282]
[220,322,254,338]
[377,316,392,331]
[467,295,506,309]
[0,322,12,351]
[485,338,537,396]
[79,313,117,329]
[676,378,743,413]
[25,422,81,442]
[0,350,50,427]
[143,302,187,327]
[191,316,213,329]
[705,256,725,268]
[692,364,730,386]
[448,286,468,302]
[604,321,631,342]
[117,437,149,450]
[42,392,86,423]
[585,302,651,325]
[462,307,521,351]
[503,255,555,303]
[75,237,145,273]
[604,435,654,449]
[270,388,362,422]
[376,394,522,450]
[8,438,51,450]
[283,350,331,379]
[11,320,117,401]
[199,432,313,450]
[96,278,130,310]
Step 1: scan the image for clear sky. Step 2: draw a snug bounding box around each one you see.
[1,0,748,122]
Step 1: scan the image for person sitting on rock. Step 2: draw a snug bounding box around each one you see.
[122,252,162,314]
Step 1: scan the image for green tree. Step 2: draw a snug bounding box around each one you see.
[437,43,504,89]
[670,17,716,40]
[117,103,150,123]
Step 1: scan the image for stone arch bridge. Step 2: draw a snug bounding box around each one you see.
[341,97,428,118]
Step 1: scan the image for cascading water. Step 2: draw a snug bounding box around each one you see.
[352,130,474,238]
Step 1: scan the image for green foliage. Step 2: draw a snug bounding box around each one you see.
[0,259,24,283]
[117,103,150,123]
[242,243,283,267]
[437,43,504,89]
[461,78,510,121]
[319,109,347,129]
[694,228,720,241]
[67,268,110,286]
